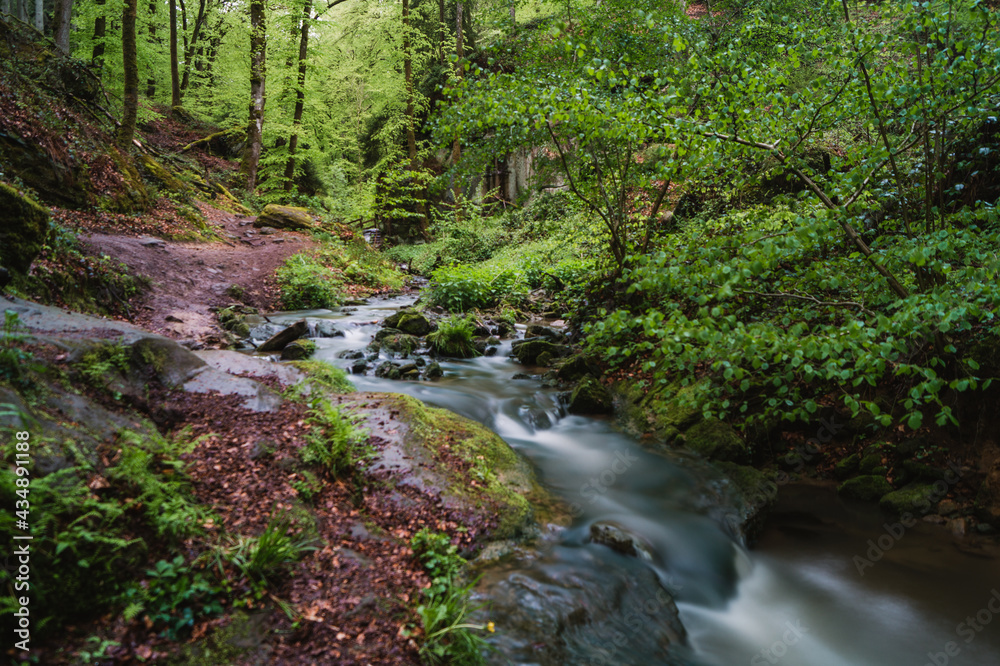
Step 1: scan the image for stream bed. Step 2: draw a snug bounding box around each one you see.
[267,297,1000,666]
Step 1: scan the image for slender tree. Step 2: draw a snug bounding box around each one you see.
[241,0,267,190]
[119,0,139,149]
[180,0,209,91]
[450,0,463,209]
[146,1,157,97]
[169,0,182,109]
[33,0,41,31]
[53,0,73,53]
[92,0,106,69]
[403,0,417,164]
[284,0,313,191]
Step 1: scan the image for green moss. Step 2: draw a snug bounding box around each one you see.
[838,475,892,501]
[167,611,268,665]
[834,453,860,480]
[289,360,355,394]
[567,376,612,415]
[0,182,50,273]
[683,418,749,463]
[859,453,883,474]
[280,339,316,360]
[140,154,188,193]
[378,394,540,539]
[880,483,938,517]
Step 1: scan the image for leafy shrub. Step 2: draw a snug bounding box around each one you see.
[427,315,479,358]
[0,311,34,388]
[276,253,345,309]
[227,512,318,586]
[0,428,209,637]
[426,265,527,312]
[288,359,356,398]
[125,556,224,639]
[300,398,369,479]
[409,529,491,666]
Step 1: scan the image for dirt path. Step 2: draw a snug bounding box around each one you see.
[81,204,314,344]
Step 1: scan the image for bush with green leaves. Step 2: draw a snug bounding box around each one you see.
[124,556,225,639]
[427,315,480,358]
[226,512,318,586]
[276,253,345,310]
[0,428,210,638]
[409,529,491,666]
[300,398,370,480]
[0,310,34,389]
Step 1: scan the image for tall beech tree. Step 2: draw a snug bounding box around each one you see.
[169,0,181,108]
[118,0,138,148]
[241,0,267,190]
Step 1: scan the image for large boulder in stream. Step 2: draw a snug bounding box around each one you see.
[383,309,435,336]
[512,338,570,366]
[568,377,613,415]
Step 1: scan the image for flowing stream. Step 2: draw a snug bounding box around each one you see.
[268,296,1000,666]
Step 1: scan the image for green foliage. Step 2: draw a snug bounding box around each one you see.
[0,310,34,388]
[277,242,404,309]
[77,342,131,389]
[409,529,491,666]
[427,315,479,358]
[300,398,370,480]
[288,359,356,398]
[11,224,146,316]
[126,555,225,639]
[226,512,318,586]
[0,428,209,637]
[275,253,345,310]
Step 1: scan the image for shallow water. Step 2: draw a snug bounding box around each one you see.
[267,299,1000,666]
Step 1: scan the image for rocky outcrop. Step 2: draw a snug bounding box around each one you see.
[254,204,314,230]
[0,183,50,274]
[511,338,570,366]
[257,319,308,352]
[568,376,613,415]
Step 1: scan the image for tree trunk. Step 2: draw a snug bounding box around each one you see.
[180,0,208,91]
[146,0,157,98]
[403,0,417,164]
[450,0,463,214]
[33,0,41,31]
[283,0,312,192]
[53,0,73,53]
[169,0,181,109]
[438,0,445,65]
[91,0,105,69]
[241,0,266,191]
[119,0,138,149]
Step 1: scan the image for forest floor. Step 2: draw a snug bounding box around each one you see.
[80,203,314,343]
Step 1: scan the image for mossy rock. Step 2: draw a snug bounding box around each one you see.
[838,475,892,502]
[859,453,883,475]
[347,393,560,539]
[901,460,949,482]
[0,183,50,273]
[375,333,418,357]
[254,204,314,230]
[714,461,779,542]
[396,313,434,336]
[554,354,600,382]
[511,338,569,365]
[683,419,749,464]
[139,154,188,193]
[611,379,705,445]
[880,483,939,517]
[834,453,860,480]
[975,466,1000,523]
[280,339,316,360]
[567,377,612,415]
